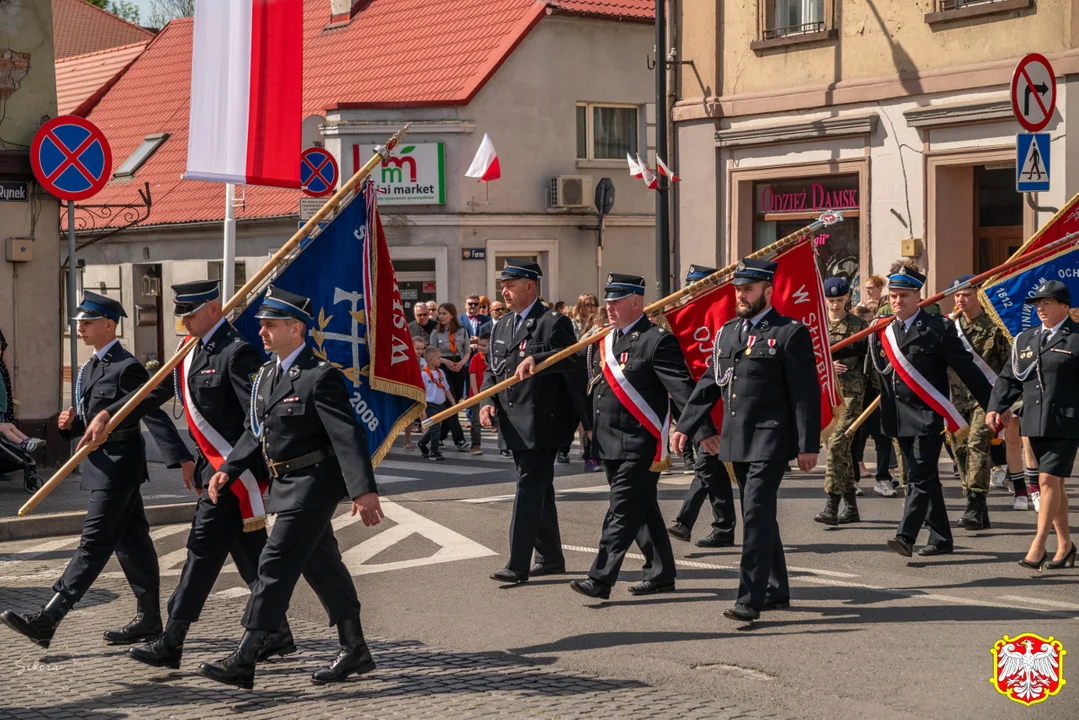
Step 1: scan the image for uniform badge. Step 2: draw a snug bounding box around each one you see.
[283,396,300,403]
[631,332,639,340]
[768,338,776,355]
[526,318,535,328]
[619,352,628,369]
[759,321,769,331]
[736,261,746,271]
[746,336,757,356]
[289,367,299,378]
[1022,349,1034,359]
[200,368,216,374]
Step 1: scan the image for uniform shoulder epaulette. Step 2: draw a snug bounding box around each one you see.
[657,326,665,333]
[319,361,328,367]
[549,310,560,318]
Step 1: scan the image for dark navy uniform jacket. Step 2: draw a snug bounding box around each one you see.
[62,341,192,490]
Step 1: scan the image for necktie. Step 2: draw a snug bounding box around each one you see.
[739,320,748,344]
[269,363,282,395]
[1041,331,1051,349]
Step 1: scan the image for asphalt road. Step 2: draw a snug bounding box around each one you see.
[2,432,1077,718]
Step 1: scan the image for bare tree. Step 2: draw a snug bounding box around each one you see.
[149,0,195,28]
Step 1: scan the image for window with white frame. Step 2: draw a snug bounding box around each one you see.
[576,103,638,161]
[762,0,827,40]
[113,134,169,178]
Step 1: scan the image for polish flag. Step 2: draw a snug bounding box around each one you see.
[637,154,659,190]
[465,134,501,181]
[627,153,643,178]
[656,156,681,182]
[185,0,303,188]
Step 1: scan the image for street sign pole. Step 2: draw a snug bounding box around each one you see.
[654,0,670,297]
[66,200,78,408]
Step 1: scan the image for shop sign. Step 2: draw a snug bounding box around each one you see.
[0,181,29,202]
[354,142,446,205]
[422,281,437,293]
[759,183,858,214]
[462,248,486,260]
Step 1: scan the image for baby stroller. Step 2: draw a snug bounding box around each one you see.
[0,435,44,493]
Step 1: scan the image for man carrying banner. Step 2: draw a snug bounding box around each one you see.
[817,277,869,526]
[76,280,295,669]
[948,274,1011,532]
[672,259,820,623]
[199,286,383,689]
[870,267,993,559]
[480,260,579,584]
[569,273,715,600]
[667,265,737,548]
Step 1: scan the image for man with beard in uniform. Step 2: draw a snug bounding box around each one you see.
[948,274,1010,532]
[79,280,294,668]
[199,286,383,688]
[480,259,580,584]
[570,274,716,599]
[1,292,193,649]
[673,259,820,623]
[815,277,869,526]
[870,267,993,559]
[667,264,737,548]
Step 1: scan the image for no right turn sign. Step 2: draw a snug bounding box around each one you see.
[1011,54,1056,133]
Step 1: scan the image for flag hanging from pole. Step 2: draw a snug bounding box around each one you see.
[980,243,1079,338]
[656,156,680,182]
[627,153,643,178]
[637,154,658,190]
[465,133,501,181]
[233,184,426,464]
[186,0,303,188]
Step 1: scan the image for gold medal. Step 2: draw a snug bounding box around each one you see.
[745,347,752,356]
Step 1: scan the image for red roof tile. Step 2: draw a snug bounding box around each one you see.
[52,0,155,60]
[547,1,654,21]
[56,41,148,115]
[78,0,652,229]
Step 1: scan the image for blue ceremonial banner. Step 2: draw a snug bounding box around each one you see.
[980,244,1079,337]
[235,184,426,465]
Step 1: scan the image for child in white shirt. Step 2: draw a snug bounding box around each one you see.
[419,346,454,461]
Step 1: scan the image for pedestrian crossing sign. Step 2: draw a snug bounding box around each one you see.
[1016,133,1051,192]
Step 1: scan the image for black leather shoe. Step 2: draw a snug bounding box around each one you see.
[569,578,611,600]
[0,593,71,649]
[311,617,376,685]
[667,521,691,542]
[489,567,528,584]
[259,617,297,661]
[887,535,914,558]
[1046,542,1077,570]
[104,593,162,645]
[197,630,269,690]
[917,543,954,557]
[723,603,760,623]
[628,579,675,596]
[694,533,735,548]
[556,451,570,464]
[529,562,566,577]
[129,618,189,669]
[761,598,790,611]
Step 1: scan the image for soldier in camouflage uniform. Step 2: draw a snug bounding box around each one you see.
[947,274,1011,531]
[816,277,869,526]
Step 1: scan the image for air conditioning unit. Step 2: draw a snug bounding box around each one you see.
[549,175,593,209]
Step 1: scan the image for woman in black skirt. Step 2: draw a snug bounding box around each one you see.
[430,303,470,451]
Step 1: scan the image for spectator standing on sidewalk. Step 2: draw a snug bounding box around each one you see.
[419,347,452,461]
[431,303,470,452]
[469,331,491,454]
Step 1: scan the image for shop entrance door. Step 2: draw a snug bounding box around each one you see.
[394,259,438,311]
[973,166,1023,273]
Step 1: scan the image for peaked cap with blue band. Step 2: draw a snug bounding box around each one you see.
[72,290,126,323]
[255,285,314,324]
[888,266,926,291]
[823,276,850,297]
[732,258,777,286]
[604,272,646,300]
[685,264,718,283]
[172,279,221,317]
[498,258,543,281]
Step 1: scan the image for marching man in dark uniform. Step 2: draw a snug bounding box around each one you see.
[817,277,869,526]
[869,267,992,559]
[198,286,383,689]
[673,259,820,623]
[479,259,580,584]
[569,274,716,600]
[1,292,194,648]
[987,280,1076,571]
[78,280,294,669]
[667,264,737,548]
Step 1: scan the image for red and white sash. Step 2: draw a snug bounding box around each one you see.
[600,333,671,471]
[880,324,966,433]
[180,343,268,531]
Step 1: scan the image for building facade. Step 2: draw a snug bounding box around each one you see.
[673,0,1079,298]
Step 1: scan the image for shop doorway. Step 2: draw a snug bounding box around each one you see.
[973,166,1023,273]
[395,259,438,311]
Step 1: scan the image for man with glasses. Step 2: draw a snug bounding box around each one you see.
[459,294,493,352]
[408,303,437,344]
[489,301,507,321]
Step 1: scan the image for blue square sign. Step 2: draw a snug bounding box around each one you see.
[1017,133,1051,192]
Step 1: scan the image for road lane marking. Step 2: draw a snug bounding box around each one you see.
[459,485,609,504]
[561,544,859,579]
[213,586,251,599]
[378,460,500,476]
[997,594,1079,611]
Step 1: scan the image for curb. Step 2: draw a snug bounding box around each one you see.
[0,502,196,542]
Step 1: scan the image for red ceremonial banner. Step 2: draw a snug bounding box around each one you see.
[664,239,840,434]
[1012,192,1079,263]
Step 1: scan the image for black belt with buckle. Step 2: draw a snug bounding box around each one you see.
[266,446,336,478]
[101,427,142,444]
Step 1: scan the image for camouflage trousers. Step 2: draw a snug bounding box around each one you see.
[825,392,865,495]
[952,405,992,494]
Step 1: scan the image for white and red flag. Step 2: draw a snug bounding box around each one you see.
[465,133,501,181]
[627,153,643,178]
[185,0,303,188]
[637,154,658,190]
[656,156,681,182]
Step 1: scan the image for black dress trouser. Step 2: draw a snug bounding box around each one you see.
[896,434,952,547]
[507,448,564,572]
[675,449,737,538]
[732,461,789,610]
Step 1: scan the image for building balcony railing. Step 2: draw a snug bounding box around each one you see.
[763,20,826,41]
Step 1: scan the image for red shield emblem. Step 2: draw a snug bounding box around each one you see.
[991,633,1066,706]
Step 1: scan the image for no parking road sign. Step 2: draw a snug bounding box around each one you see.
[1011,53,1056,133]
[300,147,339,198]
[30,116,112,201]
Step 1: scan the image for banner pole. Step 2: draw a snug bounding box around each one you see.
[19,125,413,518]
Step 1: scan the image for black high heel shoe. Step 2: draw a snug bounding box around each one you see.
[1018,550,1048,571]
[1046,542,1077,570]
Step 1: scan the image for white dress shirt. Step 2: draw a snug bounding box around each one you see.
[277,343,306,374]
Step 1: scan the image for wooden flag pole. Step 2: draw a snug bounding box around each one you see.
[422,210,845,429]
[19,125,413,518]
